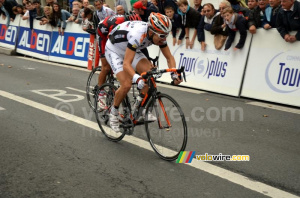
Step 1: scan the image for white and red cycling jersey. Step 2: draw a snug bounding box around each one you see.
[108,21,167,51]
[105,21,167,75]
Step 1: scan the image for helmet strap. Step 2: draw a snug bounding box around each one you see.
[147,27,154,42]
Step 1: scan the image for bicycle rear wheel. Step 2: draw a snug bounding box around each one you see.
[145,93,187,161]
[95,83,126,141]
[86,67,101,111]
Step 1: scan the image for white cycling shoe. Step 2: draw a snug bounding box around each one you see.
[109,113,121,133]
[97,92,107,110]
[139,109,157,122]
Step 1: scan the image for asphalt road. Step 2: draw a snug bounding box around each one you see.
[0,54,299,198]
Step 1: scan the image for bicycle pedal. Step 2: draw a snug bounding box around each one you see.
[125,130,134,135]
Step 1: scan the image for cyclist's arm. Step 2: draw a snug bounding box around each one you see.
[123,47,136,78]
[160,45,176,69]
[160,45,182,85]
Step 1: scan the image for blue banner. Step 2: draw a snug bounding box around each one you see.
[17,27,52,55]
[49,32,90,61]
[0,24,18,45]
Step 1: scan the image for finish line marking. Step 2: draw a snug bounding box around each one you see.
[0,90,298,198]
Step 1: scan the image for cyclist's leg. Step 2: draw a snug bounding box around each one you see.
[98,57,110,86]
[105,41,130,132]
[133,52,156,121]
[97,33,110,87]
[134,51,152,94]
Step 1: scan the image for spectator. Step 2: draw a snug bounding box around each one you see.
[82,6,99,34]
[22,1,37,31]
[211,1,231,50]
[248,0,269,34]
[33,0,43,17]
[72,0,80,10]
[248,0,258,10]
[12,6,19,15]
[165,5,185,46]
[223,7,248,51]
[53,2,71,35]
[177,0,201,49]
[115,0,128,13]
[262,0,280,29]
[16,4,25,15]
[94,0,115,21]
[40,6,55,26]
[211,0,231,34]
[157,0,178,15]
[151,0,159,11]
[193,0,203,13]
[133,1,156,22]
[103,4,110,8]
[276,0,300,43]
[46,0,55,7]
[77,0,90,24]
[68,5,80,22]
[228,0,250,17]
[140,0,158,12]
[0,0,18,22]
[22,0,29,6]
[197,3,219,51]
[116,5,125,15]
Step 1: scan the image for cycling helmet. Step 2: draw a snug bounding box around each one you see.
[125,11,142,21]
[148,12,172,35]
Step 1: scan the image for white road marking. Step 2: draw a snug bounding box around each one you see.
[31,89,84,102]
[66,87,86,94]
[0,106,5,111]
[247,102,300,115]
[0,89,298,198]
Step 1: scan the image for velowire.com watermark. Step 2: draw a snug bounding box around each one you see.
[176,151,250,163]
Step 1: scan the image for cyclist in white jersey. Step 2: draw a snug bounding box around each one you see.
[105,12,182,132]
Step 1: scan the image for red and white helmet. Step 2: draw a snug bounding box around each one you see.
[148,12,172,35]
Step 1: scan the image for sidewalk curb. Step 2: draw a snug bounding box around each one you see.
[0,47,17,56]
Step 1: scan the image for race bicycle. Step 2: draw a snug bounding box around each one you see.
[86,57,159,112]
[94,66,188,161]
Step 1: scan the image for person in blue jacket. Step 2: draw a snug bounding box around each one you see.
[53,2,71,36]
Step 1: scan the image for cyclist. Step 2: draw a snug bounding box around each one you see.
[106,12,182,132]
[95,11,141,109]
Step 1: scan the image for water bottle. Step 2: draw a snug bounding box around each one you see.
[132,95,143,117]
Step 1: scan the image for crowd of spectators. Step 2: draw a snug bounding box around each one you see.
[0,0,299,50]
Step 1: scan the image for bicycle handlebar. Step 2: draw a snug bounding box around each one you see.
[141,66,186,83]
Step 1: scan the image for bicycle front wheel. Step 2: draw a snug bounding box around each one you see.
[86,67,101,111]
[145,93,187,161]
[95,83,126,142]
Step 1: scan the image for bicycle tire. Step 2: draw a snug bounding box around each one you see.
[86,67,102,111]
[145,93,187,161]
[94,83,126,142]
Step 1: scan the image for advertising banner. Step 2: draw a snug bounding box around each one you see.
[0,15,20,49]
[16,19,52,60]
[48,23,90,67]
[157,29,252,96]
[241,29,300,107]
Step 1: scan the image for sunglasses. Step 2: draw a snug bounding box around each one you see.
[156,32,169,39]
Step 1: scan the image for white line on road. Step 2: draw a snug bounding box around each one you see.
[0,106,5,110]
[247,102,300,115]
[0,89,298,198]
[66,87,86,94]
